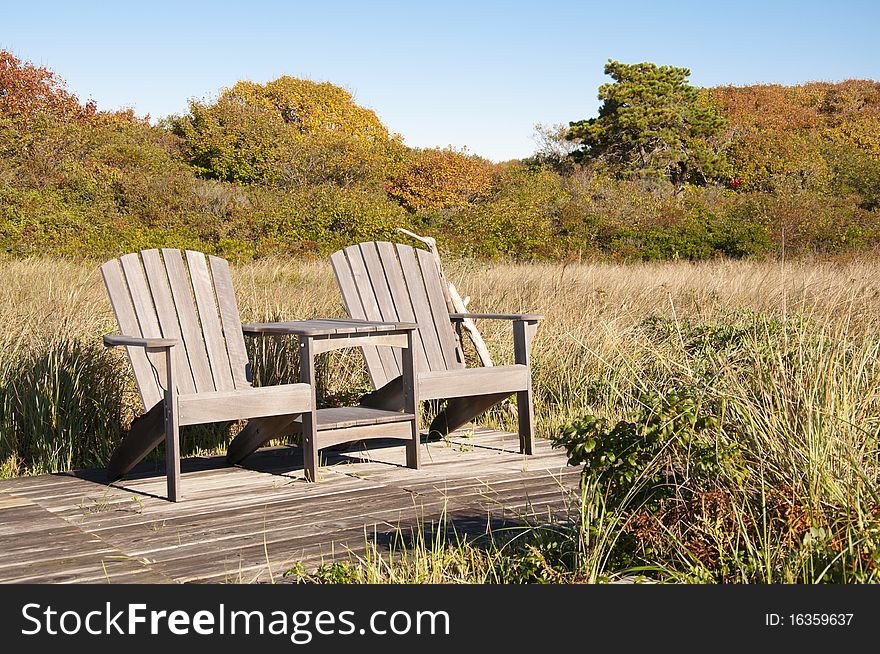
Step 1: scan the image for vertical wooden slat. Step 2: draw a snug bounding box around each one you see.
[162,249,214,393]
[100,260,162,410]
[359,242,403,371]
[345,245,400,379]
[330,250,388,389]
[139,249,196,395]
[186,250,235,392]
[417,248,463,370]
[119,253,162,340]
[208,255,251,388]
[396,244,446,372]
[375,241,430,374]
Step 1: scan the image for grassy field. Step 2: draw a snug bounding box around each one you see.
[2,255,879,582]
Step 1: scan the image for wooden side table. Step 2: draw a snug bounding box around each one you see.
[242,319,420,481]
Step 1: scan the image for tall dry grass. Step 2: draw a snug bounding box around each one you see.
[2,254,879,581]
[3,255,880,468]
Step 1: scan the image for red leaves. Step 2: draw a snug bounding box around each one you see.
[0,50,96,124]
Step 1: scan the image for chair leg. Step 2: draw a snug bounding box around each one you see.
[302,410,318,482]
[359,375,405,411]
[106,402,165,481]
[428,393,511,437]
[405,418,420,469]
[165,391,181,501]
[226,414,300,465]
[516,387,534,456]
[512,320,538,456]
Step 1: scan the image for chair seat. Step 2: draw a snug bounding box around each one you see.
[418,365,529,401]
[177,383,312,426]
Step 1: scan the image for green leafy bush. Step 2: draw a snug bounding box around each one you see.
[552,389,743,510]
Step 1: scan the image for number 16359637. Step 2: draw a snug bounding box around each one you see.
[765,613,853,626]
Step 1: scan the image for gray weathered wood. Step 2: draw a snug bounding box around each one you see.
[103,335,178,348]
[177,384,312,426]
[358,375,405,412]
[100,260,163,411]
[242,318,413,336]
[162,346,180,502]
[402,329,420,469]
[330,241,543,454]
[162,249,214,394]
[232,407,416,452]
[359,242,404,371]
[102,249,325,498]
[0,428,577,583]
[208,255,251,388]
[417,247,462,370]
[106,401,166,481]
[186,250,235,392]
[330,250,389,389]
[345,245,400,380]
[429,392,511,437]
[226,414,300,466]
[310,332,408,356]
[396,243,447,371]
[314,421,414,449]
[140,249,197,395]
[450,312,545,321]
[513,320,538,455]
[376,241,430,373]
[119,252,163,341]
[313,406,416,430]
[419,365,530,400]
[300,336,319,482]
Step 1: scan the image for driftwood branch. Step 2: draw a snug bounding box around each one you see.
[396,228,494,367]
[396,228,516,420]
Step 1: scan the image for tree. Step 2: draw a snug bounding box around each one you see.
[567,60,725,189]
[526,123,579,174]
[0,50,95,123]
[385,147,497,212]
[172,76,404,186]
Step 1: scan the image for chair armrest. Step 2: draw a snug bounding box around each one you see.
[449,312,544,322]
[103,334,178,349]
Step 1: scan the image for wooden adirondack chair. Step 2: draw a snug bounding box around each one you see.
[101,249,313,501]
[330,241,542,453]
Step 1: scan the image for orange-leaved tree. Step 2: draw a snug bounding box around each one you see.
[385,147,498,212]
[0,50,96,123]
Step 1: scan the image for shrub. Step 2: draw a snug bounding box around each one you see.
[440,165,566,258]
[0,49,96,124]
[386,147,498,212]
[172,76,404,186]
[552,389,742,510]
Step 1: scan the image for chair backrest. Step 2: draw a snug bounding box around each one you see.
[330,241,464,390]
[101,249,251,410]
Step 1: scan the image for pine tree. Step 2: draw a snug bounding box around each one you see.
[567,60,725,189]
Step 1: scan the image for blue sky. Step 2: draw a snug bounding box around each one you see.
[2,0,878,161]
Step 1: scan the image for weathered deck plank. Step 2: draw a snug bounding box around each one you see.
[0,429,579,583]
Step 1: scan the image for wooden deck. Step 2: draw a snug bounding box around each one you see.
[0,429,581,584]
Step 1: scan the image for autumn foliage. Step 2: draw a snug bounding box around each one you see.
[385,148,498,212]
[0,50,96,123]
[1,49,879,261]
[172,76,404,186]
